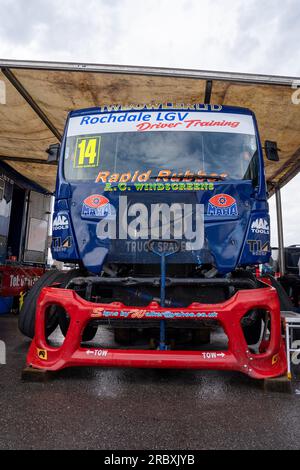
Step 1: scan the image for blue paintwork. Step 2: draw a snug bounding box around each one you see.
[52,105,271,275]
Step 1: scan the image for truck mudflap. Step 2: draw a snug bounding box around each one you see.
[26,286,287,379]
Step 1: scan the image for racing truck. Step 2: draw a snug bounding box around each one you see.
[19,104,287,379]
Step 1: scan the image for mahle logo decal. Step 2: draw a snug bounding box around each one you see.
[82,195,112,219]
[207,194,238,217]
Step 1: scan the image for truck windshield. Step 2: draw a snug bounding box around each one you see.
[64,114,258,185]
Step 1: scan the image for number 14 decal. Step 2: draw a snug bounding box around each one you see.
[74,136,101,168]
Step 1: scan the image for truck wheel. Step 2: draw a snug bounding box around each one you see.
[242,317,263,345]
[55,269,98,342]
[18,269,62,339]
[59,314,98,342]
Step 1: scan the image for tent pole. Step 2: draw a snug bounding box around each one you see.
[275,186,285,276]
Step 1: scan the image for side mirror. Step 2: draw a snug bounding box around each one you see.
[265,141,280,162]
[46,143,60,164]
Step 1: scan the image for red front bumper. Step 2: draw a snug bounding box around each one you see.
[26,285,287,379]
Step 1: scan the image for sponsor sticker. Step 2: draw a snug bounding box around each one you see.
[92,308,218,320]
[53,215,69,231]
[9,274,39,288]
[95,169,221,186]
[95,103,222,113]
[52,236,73,252]
[68,111,255,137]
[81,195,112,219]
[207,194,238,217]
[37,348,48,361]
[74,136,101,168]
[272,354,279,366]
[251,218,270,235]
[102,181,215,193]
[247,240,270,257]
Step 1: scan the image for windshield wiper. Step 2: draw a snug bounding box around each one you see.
[150,174,226,182]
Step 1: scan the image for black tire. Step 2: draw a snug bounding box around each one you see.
[242,318,263,345]
[18,269,62,338]
[263,274,295,311]
[264,275,300,340]
[55,269,98,342]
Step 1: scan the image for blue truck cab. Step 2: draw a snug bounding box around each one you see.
[52,104,271,279]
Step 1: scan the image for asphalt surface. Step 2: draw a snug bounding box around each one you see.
[0,314,299,450]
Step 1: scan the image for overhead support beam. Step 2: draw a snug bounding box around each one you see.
[0,59,298,86]
[204,80,213,104]
[0,155,57,165]
[1,67,62,141]
[275,186,285,276]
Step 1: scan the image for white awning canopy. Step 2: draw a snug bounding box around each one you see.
[0,59,299,193]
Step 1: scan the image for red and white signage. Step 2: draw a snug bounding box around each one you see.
[68,111,255,137]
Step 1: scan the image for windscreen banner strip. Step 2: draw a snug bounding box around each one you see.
[67,111,255,137]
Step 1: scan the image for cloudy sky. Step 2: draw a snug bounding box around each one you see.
[0,0,299,246]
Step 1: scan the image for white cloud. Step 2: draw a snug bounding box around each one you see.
[0,0,299,75]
